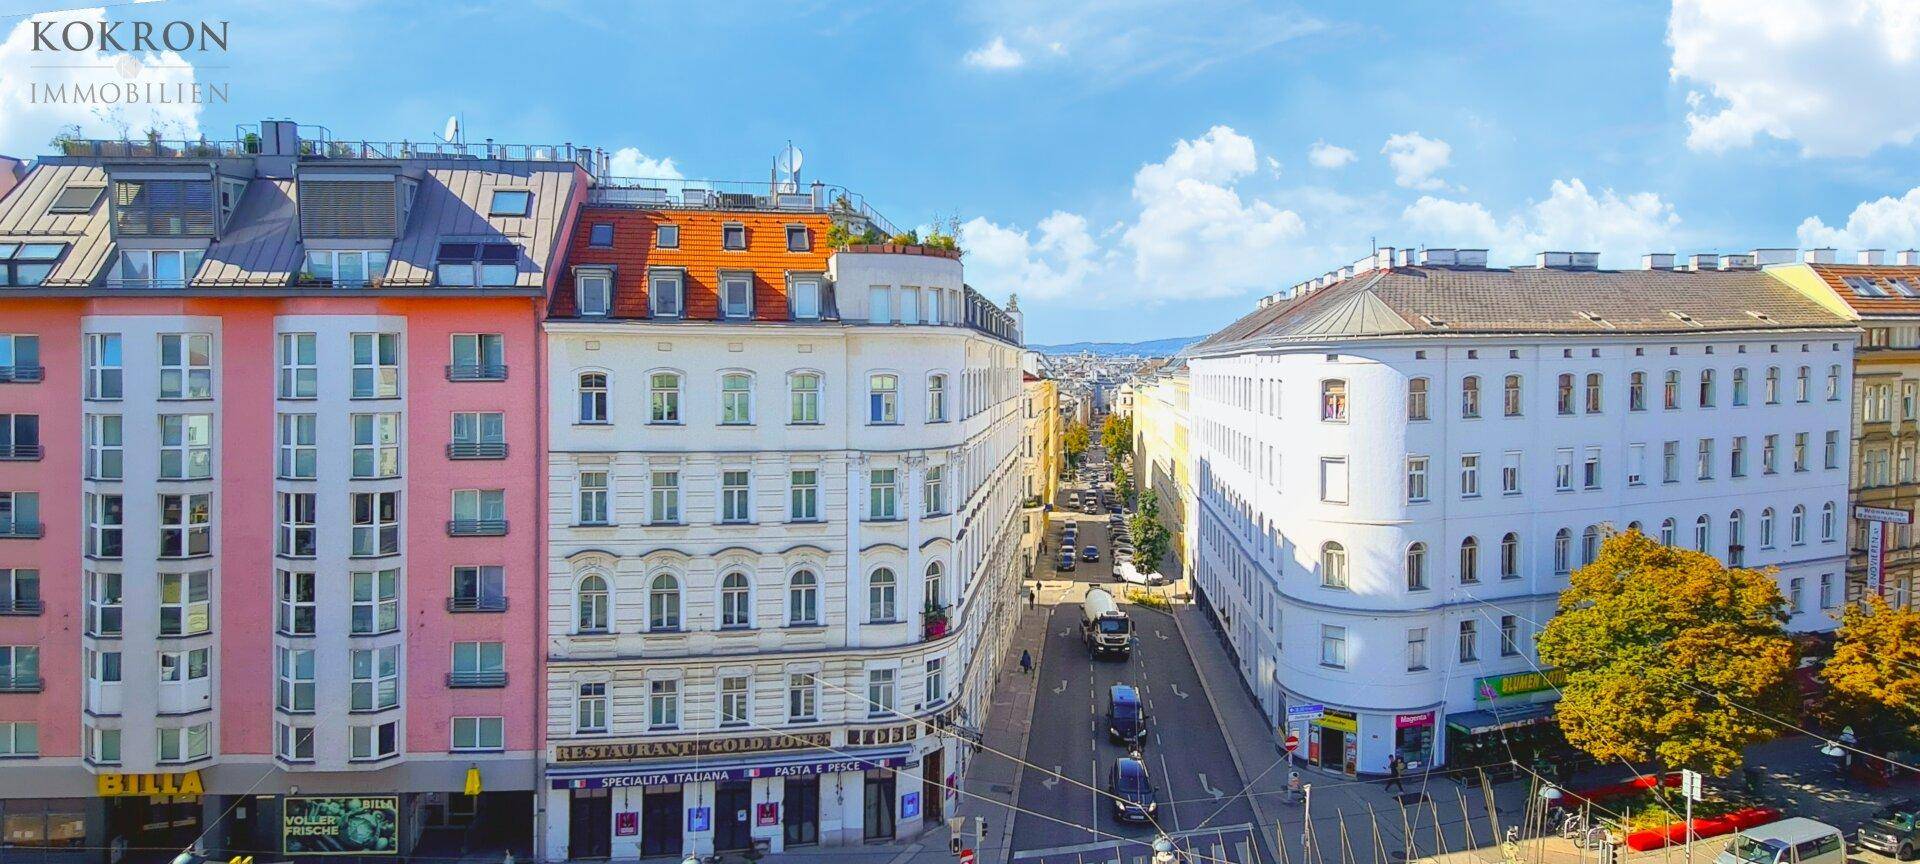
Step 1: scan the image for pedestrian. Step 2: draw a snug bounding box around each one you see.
[1385,754,1406,793]
[1020,649,1033,675]
[1028,585,1037,607]
[1285,771,1303,804]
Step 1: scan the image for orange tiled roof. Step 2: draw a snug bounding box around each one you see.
[1808,263,1920,317]
[551,206,834,319]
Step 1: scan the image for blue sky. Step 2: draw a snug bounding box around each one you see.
[4,0,1920,345]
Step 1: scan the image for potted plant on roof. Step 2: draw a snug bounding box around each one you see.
[923,603,950,640]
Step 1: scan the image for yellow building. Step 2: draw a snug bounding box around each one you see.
[1129,360,1194,582]
[1770,253,1918,606]
[1023,366,1063,506]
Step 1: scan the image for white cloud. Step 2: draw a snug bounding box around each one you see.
[963,36,1025,70]
[1381,132,1451,190]
[1264,156,1282,177]
[1307,141,1355,169]
[961,211,1101,301]
[1401,178,1681,269]
[0,7,203,157]
[1797,186,1920,251]
[607,147,682,180]
[1669,0,1920,157]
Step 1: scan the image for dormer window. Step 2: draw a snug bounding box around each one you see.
[720,273,753,320]
[649,269,684,319]
[1844,276,1889,298]
[436,242,519,287]
[791,278,822,320]
[575,270,611,317]
[48,185,105,214]
[302,250,389,288]
[487,190,531,217]
[0,244,66,287]
[786,225,810,252]
[218,178,247,226]
[588,224,614,248]
[656,224,679,249]
[723,223,746,250]
[115,249,202,290]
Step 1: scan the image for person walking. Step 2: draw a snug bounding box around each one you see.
[1285,771,1303,804]
[1027,585,1037,607]
[1020,649,1033,675]
[1384,754,1406,793]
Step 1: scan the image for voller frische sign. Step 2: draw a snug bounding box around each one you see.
[554,731,833,763]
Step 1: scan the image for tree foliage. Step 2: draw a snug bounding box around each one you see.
[1536,529,1797,777]
[1063,421,1090,466]
[1101,413,1134,462]
[1826,596,1920,741]
[1128,490,1173,571]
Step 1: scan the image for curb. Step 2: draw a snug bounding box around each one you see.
[1169,603,1285,859]
[983,583,1058,864]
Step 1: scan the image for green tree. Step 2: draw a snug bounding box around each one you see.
[1825,596,1920,742]
[1112,462,1132,503]
[1101,413,1134,463]
[1536,529,1797,777]
[1128,490,1173,571]
[1063,421,1090,467]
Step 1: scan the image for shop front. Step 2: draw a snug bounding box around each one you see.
[1445,668,1565,779]
[98,771,207,864]
[1307,709,1358,776]
[1393,712,1437,770]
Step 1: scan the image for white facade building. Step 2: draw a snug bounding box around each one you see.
[1187,249,1857,777]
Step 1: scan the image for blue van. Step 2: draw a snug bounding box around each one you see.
[1107,685,1146,745]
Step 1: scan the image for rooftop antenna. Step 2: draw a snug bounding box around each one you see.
[775,141,804,193]
[441,114,466,148]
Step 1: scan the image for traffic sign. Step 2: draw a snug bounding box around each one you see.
[960,850,976,864]
[1284,731,1300,753]
[1286,703,1325,721]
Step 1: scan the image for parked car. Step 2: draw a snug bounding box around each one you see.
[1858,801,1920,859]
[1106,756,1158,823]
[1082,545,1100,561]
[1056,549,1076,571]
[1108,513,1125,525]
[1718,818,1846,864]
[1113,544,1136,561]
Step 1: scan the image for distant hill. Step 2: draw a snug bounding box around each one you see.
[1028,335,1204,357]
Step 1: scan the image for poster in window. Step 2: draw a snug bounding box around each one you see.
[282,796,400,855]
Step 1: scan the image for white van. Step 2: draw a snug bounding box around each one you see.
[1716,818,1846,864]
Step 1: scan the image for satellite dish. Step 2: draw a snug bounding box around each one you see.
[777,143,803,180]
[442,115,460,144]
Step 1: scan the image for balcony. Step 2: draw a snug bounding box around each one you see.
[0,444,41,461]
[923,606,952,642]
[0,520,43,539]
[0,598,42,616]
[0,674,43,693]
[447,442,508,460]
[446,595,509,613]
[447,519,508,537]
[0,366,43,384]
[446,364,508,382]
[446,670,507,688]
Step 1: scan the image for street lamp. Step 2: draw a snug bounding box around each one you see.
[1540,786,1563,802]
[1153,836,1177,864]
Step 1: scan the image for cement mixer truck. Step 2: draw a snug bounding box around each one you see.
[1082,587,1133,659]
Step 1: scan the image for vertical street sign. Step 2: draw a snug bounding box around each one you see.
[1857,507,1912,597]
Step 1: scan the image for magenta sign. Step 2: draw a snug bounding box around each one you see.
[1395,711,1435,729]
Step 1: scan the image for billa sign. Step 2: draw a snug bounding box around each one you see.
[97,771,203,797]
[555,731,833,763]
[283,796,400,856]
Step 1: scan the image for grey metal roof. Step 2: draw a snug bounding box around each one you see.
[384,162,579,289]
[1198,265,1856,351]
[0,163,114,287]
[196,179,300,286]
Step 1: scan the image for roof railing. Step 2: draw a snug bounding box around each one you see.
[589,176,900,238]
[50,133,603,175]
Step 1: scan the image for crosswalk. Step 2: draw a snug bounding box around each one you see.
[1011,823,1263,864]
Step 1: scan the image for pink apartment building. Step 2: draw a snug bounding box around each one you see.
[0,121,587,862]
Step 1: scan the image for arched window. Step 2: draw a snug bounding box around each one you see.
[720,373,753,425]
[1733,367,1749,405]
[720,572,752,628]
[1459,536,1479,584]
[648,573,680,630]
[1728,510,1745,565]
[1553,529,1572,574]
[1694,514,1711,551]
[1557,373,1574,415]
[869,374,900,424]
[1660,518,1677,546]
[1760,508,1776,548]
[1504,374,1523,416]
[1821,502,1836,540]
[1581,525,1600,566]
[1791,505,1807,544]
[924,561,946,609]
[1460,376,1481,419]
[576,574,609,633]
[1585,373,1603,413]
[649,372,682,423]
[1406,543,1427,591]
[1320,542,1348,589]
[578,372,608,424]
[788,570,819,625]
[869,568,898,622]
[1627,520,1643,534]
[1500,533,1519,579]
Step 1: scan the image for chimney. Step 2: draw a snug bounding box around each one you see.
[1396,248,1415,267]
[1902,250,1920,266]
[1860,249,1886,266]
[259,119,301,156]
[1719,254,1756,270]
[1687,253,1719,271]
[1420,248,1458,267]
[1537,251,1573,268]
[1455,249,1489,268]
[1806,247,1837,264]
[1373,246,1394,270]
[1643,253,1676,270]
[1751,248,1797,266]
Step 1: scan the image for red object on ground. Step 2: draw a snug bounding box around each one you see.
[1623,807,1783,851]
[1566,773,1682,804]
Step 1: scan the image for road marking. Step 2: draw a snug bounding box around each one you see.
[1059,627,1072,638]
[1041,767,1062,790]
[1198,773,1225,798]
[1156,630,1170,640]
[1170,683,1190,699]
[1053,679,1067,694]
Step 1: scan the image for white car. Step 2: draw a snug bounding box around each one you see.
[1113,560,1169,586]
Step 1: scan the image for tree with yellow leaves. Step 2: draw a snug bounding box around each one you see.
[1825,596,1920,742]
[1537,529,1798,777]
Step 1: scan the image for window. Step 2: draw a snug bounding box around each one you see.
[276,492,316,557]
[1660,518,1677,546]
[1407,628,1429,671]
[0,491,39,539]
[277,414,315,478]
[488,189,531,217]
[351,491,400,556]
[576,683,608,732]
[1628,371,1646,411]
[649,679,681,728]
[157,334,213,399]
[1732,367,1749,405]
[452,565,505,610]
[87,414,123,479]
[788,571,819,625]
[1320,625,1347,668]
[86,333,122,399]
[788,373,821,424]
[1581,525,1602,566]
[0,645,38,691]
[350,721,397,760]
[790,276,822,320]
[0,414,37,462]
[1663,370,1681,409]
[928,374,949,422]
[1794,432,1809,472]
[1500,533,1520,579]
[1763,434,1778,474]
[576,574,610,633]
[1791,505,1807,545]
[277,647,314,712]
[1321,542,1348,589]
[117,249,204,289]
[1828,365,1842,401]
[1694,514,1711,551]
[1557,373,1575,415]
[649,574,681,630]
[351,333,400,398]
[452,489,505,530]
[1555,449,1574,491]
[1460,375,1481,418]
[578,471,610,525]
[350,413,400,478]
[656,224,680,249]
[452,641,504,686]
[1459,536,1479,583]
[1760,508,1777,549]
[1320,457,1348,504]
[1554,528,1573,574]
[1765,367,1780,403]
[275,723,310,761]
[870,468,899,520]
[1825,430,1840,469]
[718,572,753,629]
[1500,615,1520,657]
[86,571,121,635]
[1821,573,1835,609]
[1321,379,1347,421]
[855,568,901,627]
[649,372,681,423]
[1626,443,1645,486]
[277,570,315,635]
[302,249,389,288]
[788,672,819,721]
[157,571,210,636]
[451,411,505,457]
[1797,366,1811,402]
[1698,369,1716,407]
[786,224,810,252]
[1788,577,1804,614]
[575,372,609,424]
[723,223,747,250]
[0,568,39,613]
[1460,454,1481,497]
[575,272,611,316]
[49,183,104,213]
[1585,373,1603,413]
[0,334,37,382]
[1583,447,1601,489]
[588,223,614,247]
[159,494,211,558]
[924,465,946,515]
[450,333,505,379]
[1406,457,1429,503]
[1407,377,1429,420]
[869,374,899,424]
[721,373,753,424]
[1728,511,1746,566]
[649,269,684,318]
[650,471,680,524]
[1504,374,1523,416]
[158,723,211,764]
[1502,451,1521,494]
[1697,438,1714,480]
[1458,620,1479,662]
[453,717,504,752]
[867,668,896,716]
[925,561,946,609]
[720,274,753,319]
[1822,502,1837,541]
[789,470,819,521]
[350,569,398,635]
[278,333,316,398]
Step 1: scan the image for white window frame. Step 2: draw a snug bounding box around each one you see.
[576,271,611,317]
[350,333,401,399]
[452,716,504,752]
[278,333,316,398]
[157,333,213,399]
[350,412,401,479]
[350,568,399,635]
[578,470,610,526]
[277,413,316,479]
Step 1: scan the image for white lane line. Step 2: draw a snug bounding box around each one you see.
[1158,750,1184,832]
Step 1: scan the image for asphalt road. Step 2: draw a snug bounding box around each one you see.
[1011,456,1263,862]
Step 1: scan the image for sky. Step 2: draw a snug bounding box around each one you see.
[4,0,1920,345]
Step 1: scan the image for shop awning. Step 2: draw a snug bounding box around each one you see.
[547,746,913,790]
[1446,703,1556,736]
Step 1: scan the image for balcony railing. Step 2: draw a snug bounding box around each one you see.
[0,599,42,616]
[590,177,900,238]
[447,519,508,537]
[0,444,43,461]
[57,130,604,177]
[0,675,43,693]
[0,366,43,383]
[446,670,507,688]
[446,364,508,382]
[447,442,508,460]
[0,521,43,539]
[446,595,509,613]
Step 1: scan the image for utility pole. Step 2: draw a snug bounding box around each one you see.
[1302,783,1314,864]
